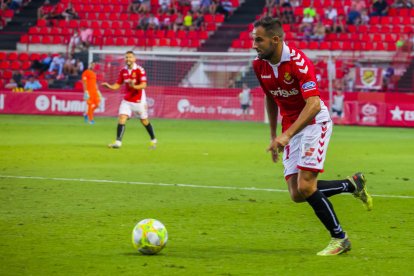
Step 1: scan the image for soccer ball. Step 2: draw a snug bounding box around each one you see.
[132,219,168,255]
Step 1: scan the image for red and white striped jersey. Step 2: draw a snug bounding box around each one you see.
[116,63,147,103]
[253,42,330,132]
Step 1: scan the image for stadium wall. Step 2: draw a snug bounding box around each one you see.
[1,89,413,127]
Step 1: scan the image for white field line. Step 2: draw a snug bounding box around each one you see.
[0,175,413,199]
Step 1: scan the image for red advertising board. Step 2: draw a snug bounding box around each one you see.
[1,88,413,127]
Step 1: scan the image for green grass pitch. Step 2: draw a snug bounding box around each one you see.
[1,114,413,275]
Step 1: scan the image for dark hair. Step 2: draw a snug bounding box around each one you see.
[126,51,135,55]
[253,16,284,38]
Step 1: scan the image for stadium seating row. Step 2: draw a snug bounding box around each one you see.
[20,35,202,48]
[232,40,398,51]
[27,26,209,40]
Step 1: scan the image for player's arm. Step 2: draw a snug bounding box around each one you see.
[82,75,90,100]
[101,82,121,90]
[284,95,321,138]
[129,81,147,90]
[265,94,280,163]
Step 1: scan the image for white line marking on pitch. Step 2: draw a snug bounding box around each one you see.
[0,175,413,199]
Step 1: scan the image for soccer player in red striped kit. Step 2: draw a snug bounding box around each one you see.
[252,17,373,256]
[102,51,157,149]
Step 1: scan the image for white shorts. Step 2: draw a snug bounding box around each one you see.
[283,121,333,177]
[118,99,148,119]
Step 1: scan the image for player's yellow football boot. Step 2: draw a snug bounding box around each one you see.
[149,139,157,149]
[317,234,351,256]
[108,140,122,149]
[348,172,373,211]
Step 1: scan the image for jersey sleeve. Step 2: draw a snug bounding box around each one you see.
[138,66,147,84]
[252,60,270,97]
[291,50,319,99]
[116,69,124,85]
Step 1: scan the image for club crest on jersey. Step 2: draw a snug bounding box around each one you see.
[132,72,136,78]
[283,72,294,84]
[302,81,316,91]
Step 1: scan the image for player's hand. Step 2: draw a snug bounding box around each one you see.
[267,138,280,163]
[83,91,89,100]
[267,133,291,163]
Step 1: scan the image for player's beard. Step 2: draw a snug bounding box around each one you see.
[257,42,277,61]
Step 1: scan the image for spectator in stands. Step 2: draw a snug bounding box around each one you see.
[37,0,53,19]
[138,0,151,13]
[347,8,361,24]
[280,0,295,24]
[24,75,42,91]
[331,91,344,118]
[303,2,317,18]
[5,78,19,90]
[68,30,82,54]
[191,0,200,12]
[351,0,366,13]
[183,10,193,30]
[63,54,76,76]
[370,0,389,16]
[173,11,184,30]
[331,14,346,33]
[62,2,78,21]
[48,53,65,79]
[200,0,212,13]
[359,8,370,25]
[73,58,84,76]
[311,21,326,41]
[12,70,23,88]
[392,0,413,8]
[128,0,142,13]
[7,0,22,11]
[193,10,204,30]
[209,0,218,14]
[80,26,93,50]
[147,13,160,30]
[324,5,338,21]
[159,0,171,13]
[138,13,150,29]
[299,13,314,32]
[216,0,233,19]
[31,54,52,73]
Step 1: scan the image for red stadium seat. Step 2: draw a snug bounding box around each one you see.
[170,38,179,47]
[0,61,10,70]
[103,29,114,36]
[176,30,186,39]
[7,52,18,61]
[113,29,125,36]
[10,61,21,70]
[111,21,122,29]
[126,37,137,46]
[18,52,29,61]
[29,53,40,61]
[29,35,41,44]
[21,61,32,70]
[188,30,199,40]
[158,38,169,47]
[370,16,380,24]
[121,21,132,29]
[101,21,111,29]
[3,70,13,79]
[115,37,125,45]
[37,19,48,27]
[42,36,53,44]
[20,35,29,43]
[204,14,213,23]
[124,29,134,37]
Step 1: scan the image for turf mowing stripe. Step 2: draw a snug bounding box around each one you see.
[1,174,413,199]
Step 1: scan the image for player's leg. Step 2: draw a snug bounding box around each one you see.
[295,122,350,255]
[87,99,99,124]
[297,170,351,256]
[136,102,157,148]
[108,101,130,148]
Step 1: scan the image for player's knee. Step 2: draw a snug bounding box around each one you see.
[290,193,305,203]
[297,185,315,198]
